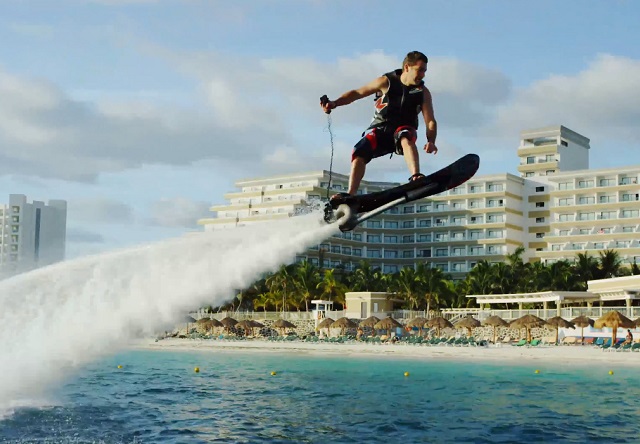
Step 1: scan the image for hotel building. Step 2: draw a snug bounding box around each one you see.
[0,194,67,276]
[199,125,640,276]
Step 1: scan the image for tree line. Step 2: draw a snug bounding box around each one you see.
[210,248,636,313]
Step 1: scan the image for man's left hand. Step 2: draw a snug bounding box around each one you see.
[424,142,438,154]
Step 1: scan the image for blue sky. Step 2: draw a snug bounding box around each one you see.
[1,0,639,258]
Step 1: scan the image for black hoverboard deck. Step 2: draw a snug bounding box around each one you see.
[326,153,480,232]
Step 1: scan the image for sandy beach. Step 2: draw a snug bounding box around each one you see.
[135,337,640,367]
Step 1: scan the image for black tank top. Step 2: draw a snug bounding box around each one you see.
[367,69,424,132]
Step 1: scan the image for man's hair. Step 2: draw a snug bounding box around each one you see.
[402,51,428,68]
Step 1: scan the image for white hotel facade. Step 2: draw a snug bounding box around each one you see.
[199,126,640,278]
[0,194,67,277]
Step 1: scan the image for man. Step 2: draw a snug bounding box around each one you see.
[320,51,438,205]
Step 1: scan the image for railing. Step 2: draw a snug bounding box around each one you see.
[191,306,640,323]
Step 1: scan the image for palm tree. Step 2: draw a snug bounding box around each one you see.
[293,260,321,311]
[390,267,422,310]
[316,269,348,306]
[548,260,578,291]
[466,260,494,295]
[349,261,385,291]
[417,264,449,314]
[598,249,622,279]
[574,252,599,289]
[265,264,296,312]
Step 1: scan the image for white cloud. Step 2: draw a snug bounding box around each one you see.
[147,197,211,228]
[68,198,134,224]
[66,227,105,244]
[493,54,640,142]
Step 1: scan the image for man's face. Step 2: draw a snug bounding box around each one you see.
[405,61,427,84]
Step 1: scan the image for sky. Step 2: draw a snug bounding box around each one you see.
[1,0,639,258]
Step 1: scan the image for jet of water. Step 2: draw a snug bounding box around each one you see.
[0,211,338,411]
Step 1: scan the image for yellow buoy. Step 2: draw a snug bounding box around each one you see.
[117,365,123,369]
[609,370,614,375]
[404,372,410,377]
[194,367,200,373]
[534,369,540,374]
[271,371,277,376]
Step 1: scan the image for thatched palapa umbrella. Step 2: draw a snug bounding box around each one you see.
[273,319,296,335]
[594,311,635,346]
[332,317,357,335]
[509,314,546,343]
[236,320,255,336]
[455,316,481,337]
[374,316,402,336]
[482,315,508,343]
[220,316,238,334]
[426,316,453,337]
[359,316,380,328]
[546,316,575,345]
[406,317,428,335]
[571,315,594,344]
[317,317,335,329]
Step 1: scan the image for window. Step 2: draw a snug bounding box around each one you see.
[558,182,573,190]
[546,170,555,175]
[451,232,464,240]
[418,249,431,258]
[366,220,382,228]
[470,246,482,255]
[403,221,415,228]
[623,226,634,233]
[384,235,398,243]
[559,230,569,236]
[435,248,448,257]
[620,177,638,185]
[470,185,482,193]
[535,217,545,223]
[535,186,544,192]
[367,249,381,258]
[599,195,614,203]
[621,210,639,218]
[577,212,595,221]
[452,247,465,256]
[435,218,446,226]
[558,198,573,206]
[469,231,481,240]
[403,206,415,214]
[599,178,614,187]
[384,250,398,258]
[545,154,555,162]
[451,217,463,225]
[367,234,381,243]
[579,229,590,235]
[578,180,594,188]
[402,235,415,243]
[402,250,414,258]
[384,221,399,229]
[622,194,639,202]
[599,211,616,220]
[536,233,544,238]
[578,197,595,205]
[558,214,574,222]
[525,172,534,177]
[435,203,447,211]
[418,204,430,213]
[526,156,535,164]
[487,230,502,239]
[561,140,568,147]
[342,247,351,255]
[417,234,431,242]
[418,219,431,228]
[353,233,362,241]
[353,248,362,256]
[535,202,545,208]
[331,246,341,253]
[383,265,399,273]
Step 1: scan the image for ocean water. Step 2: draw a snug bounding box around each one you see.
[2,349,639,443]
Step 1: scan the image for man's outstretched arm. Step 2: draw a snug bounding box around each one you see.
[421,88,438,154]
[322,76,388,112]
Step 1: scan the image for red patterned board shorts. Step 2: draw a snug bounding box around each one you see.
[352,125,417,163]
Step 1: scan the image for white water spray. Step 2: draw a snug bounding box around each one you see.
[0,211,338,412]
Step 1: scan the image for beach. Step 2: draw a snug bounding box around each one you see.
[136,337,640,366]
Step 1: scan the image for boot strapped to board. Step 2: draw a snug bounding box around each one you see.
[408,173,425,182]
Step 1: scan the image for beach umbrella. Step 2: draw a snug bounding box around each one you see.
[509,314,546,343]
[455,315,481,337]
[332,317,357,335]
[426,317,453,338]
[374,317,402,336]
[546,316,575,345]
[183,315,197,335]
[594,311,635,346]
[359,316,380,328]
[406,317,428,336]
[570,315,594,344]
[317,317,335,330]
[482,315,508,344]
[220,316,238,334]
[236,320,254,336]
[273,319,296,335]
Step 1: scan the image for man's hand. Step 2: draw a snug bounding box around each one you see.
[424,142,438,154]
[320,97,336,114]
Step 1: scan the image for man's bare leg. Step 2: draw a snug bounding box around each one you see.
[401,138,421,178]
[347,157,366,195]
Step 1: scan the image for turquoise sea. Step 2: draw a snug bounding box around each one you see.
[1,349,640,443]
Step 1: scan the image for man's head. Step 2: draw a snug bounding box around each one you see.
[402,51,428,85]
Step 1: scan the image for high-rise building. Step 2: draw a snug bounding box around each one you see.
[0,194,67,276]
[199,126,640,275]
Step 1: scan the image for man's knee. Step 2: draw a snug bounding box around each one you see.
[393,126,418,155]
